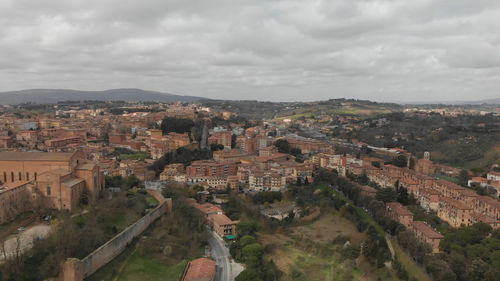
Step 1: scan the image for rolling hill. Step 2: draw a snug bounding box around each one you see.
[0,88,208,104]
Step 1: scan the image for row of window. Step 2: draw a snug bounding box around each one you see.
[3,171,37,183]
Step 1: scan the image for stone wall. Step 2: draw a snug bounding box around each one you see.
[60,192,171,281]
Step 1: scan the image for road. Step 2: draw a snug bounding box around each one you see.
[208,231,244,281]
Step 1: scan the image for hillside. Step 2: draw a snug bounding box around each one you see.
[0,88,208,104]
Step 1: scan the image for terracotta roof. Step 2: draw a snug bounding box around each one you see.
[477,196,500,208]
[183,258,216,281]
[412,221,444,239]
[360,185,377,193]
[457,188,478,197]
[488,171,500,177]
[0,151,76,161]
[435,179,464,190]
[386,202,413,216]
[421,188,441,195]
[471,177,488,182]
[471,213,500,224]
[194,203,223,215]
[208,213,236,226]
[440,197,472,210]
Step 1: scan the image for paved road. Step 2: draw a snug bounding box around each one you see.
[208,231,244,281]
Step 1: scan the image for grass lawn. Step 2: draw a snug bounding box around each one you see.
[113,213,141,232]
[117,253,187,281]
[433,174,460,184]
[391,239,431,281]
[120,153,150,160]
[146,196,160,207]
[87,245,188,281]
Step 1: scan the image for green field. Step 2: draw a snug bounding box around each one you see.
[86,243,187,281]
[117,253,187,281]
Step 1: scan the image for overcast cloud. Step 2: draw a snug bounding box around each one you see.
[1,0,499,102]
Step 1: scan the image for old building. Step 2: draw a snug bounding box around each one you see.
[208,130,232,149]
[411,221,443,253]
[208,213,239,238]
[437,197,473,228]
[386,202,414,228]
[418,188,441,212]
[0,150,105,223]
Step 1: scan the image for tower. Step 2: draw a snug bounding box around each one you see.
[424,151,430,161]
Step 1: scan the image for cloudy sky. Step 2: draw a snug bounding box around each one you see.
[1,0,499,102]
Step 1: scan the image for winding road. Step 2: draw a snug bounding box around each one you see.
[207,231,244,281]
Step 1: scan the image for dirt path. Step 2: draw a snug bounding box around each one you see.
[0,223,51,260]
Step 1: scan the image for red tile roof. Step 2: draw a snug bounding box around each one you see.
[183,258,216,281]
[386,202,413,216]
[412,221,443,239]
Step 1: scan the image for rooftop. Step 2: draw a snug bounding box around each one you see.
[0,151,76,162]
[440,197,472,210]
[386,202,413,216]
[412,221,443,239]
[183,258,216,281]
[208,213,237,226]
[62,178,85,187]
[194,203,223,215]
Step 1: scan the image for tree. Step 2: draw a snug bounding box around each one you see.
[242,243,264,259]
[376,188,397,203]
[235,269,262,281]
[469,258,489,281]
[240,235,257,247]
[275,139,290,153]
[391,155,408,168]
[397,187,410,205]
[160,117,195,134]
[236,221,259,236]
[458,169,470,186]
[313,168,336,184]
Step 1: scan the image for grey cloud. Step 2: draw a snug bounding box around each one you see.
[0,0,499,102]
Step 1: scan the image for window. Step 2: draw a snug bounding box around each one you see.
[11,172,14,182]
[3,172,5,183]
[26,172,29,181]
[47,185,51,196]
[18,172,21,181]
[34,172,37,180]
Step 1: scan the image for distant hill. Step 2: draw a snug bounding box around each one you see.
[0,88,209,104]
[405,98,500,105]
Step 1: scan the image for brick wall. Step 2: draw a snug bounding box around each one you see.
[60,192,171,281]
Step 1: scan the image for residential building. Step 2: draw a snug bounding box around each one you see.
[411,221,443,253]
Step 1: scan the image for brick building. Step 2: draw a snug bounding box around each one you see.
[0,151,105,223]
[208,130,232,149]
[411,221,443,253]
[437,197,473,228]
[386,202,414,228]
